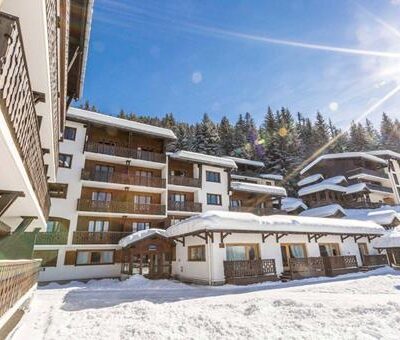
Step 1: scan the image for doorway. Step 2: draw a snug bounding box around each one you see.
[280,244,307,271]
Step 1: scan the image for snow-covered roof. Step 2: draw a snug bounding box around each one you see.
[300,152,387,175]
[373,227,400,249]
[225,156,264,168]
[230,181,287,197]
[259,174,284,181]
[119,229,168,248]
[169,151,237,168]
[281,197,308,212]
[323,176,347,185]
[344,183,392,195]
[368,150,400,160]
[298,174,324,187]
[367,210,400,226]
[68,107,177,140]
[166,211,384,237]
[298,183,347,197]
[300,204,346,218]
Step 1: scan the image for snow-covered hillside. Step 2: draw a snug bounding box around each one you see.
[10,268,400,340]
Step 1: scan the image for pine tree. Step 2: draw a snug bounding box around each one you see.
[365,118,379,150]
[218,116,235,156]
[232,114,248,157]
[194,113,220,155]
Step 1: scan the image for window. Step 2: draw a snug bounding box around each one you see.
[92,191,112,202]
[135,170,153,177]
[95,164,114,174]
[393,173,399,186]
[206,171,221,183]
[170,170,187,177]
[88,220,109,232]
[230,200,242,207]
[33,250,58,267]
[46,218,69,232]
[389,160,395,172]
[76,250,114,265]
[48,183,68,198]
[319,243,340,257]
[134,195,151,204]
[133,222,150,231]
[63,126,77,141]
[226,244,259,261]
[172,246,176,261]
[207,193,222,205]
[59,153,72,168]
[170,193,186,202]
[188,245,206,261]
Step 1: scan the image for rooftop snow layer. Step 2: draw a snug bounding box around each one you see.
[298,174,324,187]
[68,107,177,140]
[368,150,400,160]
[225,156,265,168]
[119,229,168,248]
[373,227,400,248]
[322,176,347,185]
[300,152,387,175]
[298,183,347,196]
[281,197,308,212]
[230,181,287,197]
[259,174,284,181]
[367,210,400,226]
[300,204,346,218]
[169,150,237,168]
[166,210,384,237]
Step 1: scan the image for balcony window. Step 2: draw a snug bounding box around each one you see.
[206,171,221,183]
[32,250,58,267]
[319,243,340,257]
[170,193,186,202]
[46,218,69,232]
[226,244,259,261]
[48,183,68,198]
[76,250,114,265]
[136,170,152,178]
[88,220,109,232]
[134,222,150,231]
[59,153,72,168]
[188,245,205,261]
[92,192,112,202]
[134,195,151,204]
[63,126,77,141]
[207,193,222,205]
[170,170,187,177]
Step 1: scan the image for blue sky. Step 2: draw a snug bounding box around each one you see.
[78,0,400,128]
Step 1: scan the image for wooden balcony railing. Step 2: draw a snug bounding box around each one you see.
[347,167,388,180]
[84,141,166,163]
[77,199,166,215]
[168,201,202,212]
[0,260,41,318]
[229,206,284,216]
[224,259,276,280]
[322,255,358,276]
[362,254,388,268]
[35,232,68,245]
[72,231,132,244]
[81,170,166,188]
[0,13,50,218]
[168,175,201,187]
[289,257,326,279]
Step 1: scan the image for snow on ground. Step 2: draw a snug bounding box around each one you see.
[9,268,400,340]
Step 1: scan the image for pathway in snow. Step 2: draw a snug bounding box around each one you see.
[9,267,400,340]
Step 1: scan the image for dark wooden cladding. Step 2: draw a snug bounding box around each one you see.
[223,259,277,284]
[35,232,68,245]
[0,260,41,318]
[168,201,202,212]
[0,13,50,218]
[72,231,131,244]
[168,175,201,187]
[362,254,388,267]
[289,257,325,279]
[346,167,388,179]
[229,206,283,216]
[85,141,166,163]
[77,199,166,215]
[81,170,166,188]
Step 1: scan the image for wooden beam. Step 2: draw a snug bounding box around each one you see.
[276,233,287,242]
[262,232,274,243]
[195,233,207,243]
[354,235,364,242]
[173,237,185,246]
[207,232,214,243]
[367,235,379,243]
[220,232,231,243]
[340,235,351,242]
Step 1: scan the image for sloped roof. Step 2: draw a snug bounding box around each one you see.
[169,150,237,168]
[298,183,347,196]
[225,156,264,168]
[298,174,324,187]
[281,197,308,212]
[300,204,346,218]
[119,229,168,248]
[230,181,287,197]
[368,150,400,160]
[259,174,284,181]
[373,227,400,249]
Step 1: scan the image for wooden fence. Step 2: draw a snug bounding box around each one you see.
[224,259,277,284]
[289,257,325,279]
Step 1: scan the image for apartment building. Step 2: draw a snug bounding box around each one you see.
[0,0,92,239]
[34,108,287,282]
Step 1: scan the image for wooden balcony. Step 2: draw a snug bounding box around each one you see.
[347,167,388,180]
[223,259,277,284]
[168,175,201,187]
[322,255,359,276]
[229,206,284,216]
[0,13,50,218]
[84,141,166,163]
[362,254,388,268]
[81,170,166,188]
[0,260,41,318]
[35,232,68,245]
[72,231,132,244]
[168,201,202,212]
[77,199,166,215]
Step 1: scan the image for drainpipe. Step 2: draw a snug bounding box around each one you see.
[207,238,213,285]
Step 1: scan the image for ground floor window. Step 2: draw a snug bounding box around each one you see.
[76,250,114,265]
[281,243,307,268]
[33,250,58,267]
[188,245,206,261]
[226,244,259,261]
[319,243,340,257]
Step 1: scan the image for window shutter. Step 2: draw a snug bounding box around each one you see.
[64,251,76,265]
[114,250,122,263]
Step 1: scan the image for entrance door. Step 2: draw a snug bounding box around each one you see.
[358,243,369,264]
[280,244,306,271]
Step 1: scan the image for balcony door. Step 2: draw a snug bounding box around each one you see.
[98,140,116,155]
[169,193,186,210]
[280,244,307,271]
[91,191,112,209]
[95,164,114,182]
[319,243,340,257]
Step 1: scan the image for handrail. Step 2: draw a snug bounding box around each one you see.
[72,231,131,244]
[168,201,202,212]
[168,175,201,187]
[77,199,166,215]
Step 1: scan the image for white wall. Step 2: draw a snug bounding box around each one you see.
[388,159,400,204]
[200,165,230,212]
